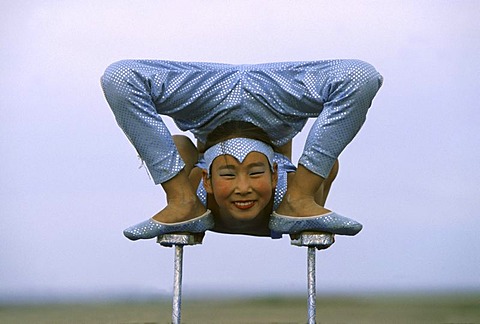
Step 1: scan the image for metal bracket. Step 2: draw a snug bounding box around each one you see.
[157,233,205,247]
[290,231,335,250]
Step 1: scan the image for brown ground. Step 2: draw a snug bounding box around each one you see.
[1,294,479,323]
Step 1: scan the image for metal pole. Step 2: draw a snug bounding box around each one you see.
[291,232,334,324]
[158,233,204,324]
[172,244,184,324]
[307,246,316,324]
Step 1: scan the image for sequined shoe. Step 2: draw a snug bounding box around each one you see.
[123,210,214,241]
[269,211,363,236]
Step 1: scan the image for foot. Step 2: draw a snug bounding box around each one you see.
[151,198,207,223]
[123,210,214,241]
[273,194,362,236]
[124,197,211,241]
[275,193,331,218]
[269,211,362,236]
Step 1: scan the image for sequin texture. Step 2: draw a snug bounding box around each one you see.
[123,210,214,240]
[101,59,383,183]
[204,137,275,176]
[269,211,363,236]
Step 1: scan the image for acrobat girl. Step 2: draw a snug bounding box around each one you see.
[100,59,383,240]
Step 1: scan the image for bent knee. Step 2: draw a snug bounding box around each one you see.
[347,60,383,94]
[100,60,138,95]
[334,60,383,93]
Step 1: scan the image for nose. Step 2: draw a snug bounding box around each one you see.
[234,175,252,195]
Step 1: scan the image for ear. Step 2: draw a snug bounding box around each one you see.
[202,169,214,194]
[271,163,278,188]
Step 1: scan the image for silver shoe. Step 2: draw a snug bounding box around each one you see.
[123,210,214,241]
[269,211,362,236]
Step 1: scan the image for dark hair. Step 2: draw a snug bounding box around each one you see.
[204,121,274,152]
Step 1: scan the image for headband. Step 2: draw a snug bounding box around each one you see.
[204,138,275,176]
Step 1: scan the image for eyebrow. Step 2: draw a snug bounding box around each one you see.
[246,162,268,168]
[217,164,236,171]
[216,162,267,170]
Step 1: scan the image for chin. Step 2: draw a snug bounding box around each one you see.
[230,212,259,222]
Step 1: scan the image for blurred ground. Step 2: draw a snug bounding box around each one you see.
[1,294,479,323]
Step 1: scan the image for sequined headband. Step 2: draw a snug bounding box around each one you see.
[204,137,275,176]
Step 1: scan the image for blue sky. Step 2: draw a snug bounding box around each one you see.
[1,1,479,301]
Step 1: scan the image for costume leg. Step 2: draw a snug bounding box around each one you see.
[299,60,383,178]
[101,60,185,184]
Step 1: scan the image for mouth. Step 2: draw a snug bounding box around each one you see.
[233,200,256,210]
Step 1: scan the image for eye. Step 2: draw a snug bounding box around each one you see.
[219,172,235,178]
[249,168,266,176]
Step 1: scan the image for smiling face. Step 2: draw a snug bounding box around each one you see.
[203,152,278,222]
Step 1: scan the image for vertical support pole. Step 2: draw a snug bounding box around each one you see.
[291,232,335,324]
[172,245,184,324]
[157,233,204,324]
[307,246,316,324]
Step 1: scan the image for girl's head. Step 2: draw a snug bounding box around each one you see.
[204,137,275,177]
[202,121,278,229]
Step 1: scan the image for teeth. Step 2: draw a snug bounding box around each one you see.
[235,201,253,206]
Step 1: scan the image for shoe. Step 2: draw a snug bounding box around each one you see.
[269,211,362,236]
[123,210,214,241]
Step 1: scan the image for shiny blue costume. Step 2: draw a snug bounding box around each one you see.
[101,59,383,186]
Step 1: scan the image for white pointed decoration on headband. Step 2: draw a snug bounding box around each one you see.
[204,137,275,176]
